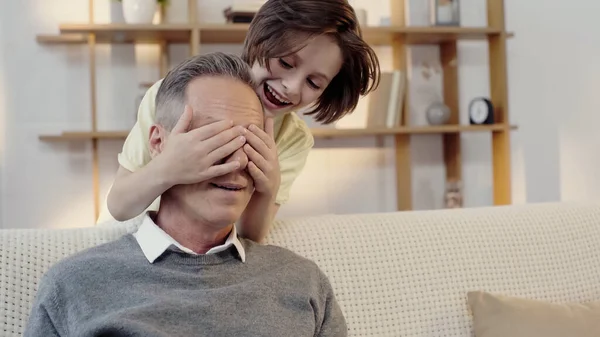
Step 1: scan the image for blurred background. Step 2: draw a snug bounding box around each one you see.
[1,0,599,229]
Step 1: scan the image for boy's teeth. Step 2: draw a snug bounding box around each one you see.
[267,85,290,104]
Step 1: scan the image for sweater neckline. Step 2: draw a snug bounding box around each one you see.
[157,246,241,266]
[128,234,244,266]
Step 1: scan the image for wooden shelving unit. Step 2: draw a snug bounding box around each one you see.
[39,124,516,141]
[37,23,513,46]
[37,0,516,218]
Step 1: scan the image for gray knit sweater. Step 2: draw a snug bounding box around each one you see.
[23,234,347,337]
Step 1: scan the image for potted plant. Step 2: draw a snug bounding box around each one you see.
[116,0,167,24]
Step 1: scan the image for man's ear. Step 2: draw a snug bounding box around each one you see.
[148,124,167,158]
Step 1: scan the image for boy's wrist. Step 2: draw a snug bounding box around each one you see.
[254,188,278,204]
[147,155,176,190]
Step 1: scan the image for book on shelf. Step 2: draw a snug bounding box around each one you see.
[366,70,406,128]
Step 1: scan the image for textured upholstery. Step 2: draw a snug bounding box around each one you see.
[2,202,600,336]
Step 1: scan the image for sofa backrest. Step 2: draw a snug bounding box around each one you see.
[266,202,600,336]
[2,202,600,336]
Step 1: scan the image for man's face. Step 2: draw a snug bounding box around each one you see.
[154,76,263,228]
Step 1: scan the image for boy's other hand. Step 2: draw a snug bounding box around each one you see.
[243,117,281,197]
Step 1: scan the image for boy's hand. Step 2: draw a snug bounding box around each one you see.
[157,106,247,186]
[243,117,280,197]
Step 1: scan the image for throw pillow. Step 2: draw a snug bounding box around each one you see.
[467,291,600,337]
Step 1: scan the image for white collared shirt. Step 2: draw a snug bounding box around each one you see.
[133,213,246,263]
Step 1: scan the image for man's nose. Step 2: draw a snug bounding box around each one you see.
[226,147,248,170]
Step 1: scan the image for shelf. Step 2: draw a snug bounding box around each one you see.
[393,26,512,45]
[311,124,516,138]
[36,34,89,44]
[38,124,516,141]
[198,25,514,45]
[55,24,194,44]
[36,24,513,46]
[39,131,129,141]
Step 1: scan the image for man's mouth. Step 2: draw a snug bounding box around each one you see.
[210,182,245,192]
[263,83,292,108]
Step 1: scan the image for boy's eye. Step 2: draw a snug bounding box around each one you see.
[307,79,320,90]
[278,59,292,69]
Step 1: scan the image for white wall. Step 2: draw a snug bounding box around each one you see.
[541,0,600,203]
[504,0,600,204]
[0,15,6,229]
[4,0,591,229]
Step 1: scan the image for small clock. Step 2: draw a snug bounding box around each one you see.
[468,97,494,125]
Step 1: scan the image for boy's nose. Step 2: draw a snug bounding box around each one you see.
[282,77,302,101]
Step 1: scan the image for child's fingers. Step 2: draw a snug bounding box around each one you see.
[203,125,246,152]
[248,124,275,149]
[243,144,268,170]
[206,135,246,164]
[172,105,194,134]
[189,119,235,141]
[203,162,240,181]
[244,127,271,157]
[247,161,266,185]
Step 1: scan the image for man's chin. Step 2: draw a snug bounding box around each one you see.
[204,208,244,228]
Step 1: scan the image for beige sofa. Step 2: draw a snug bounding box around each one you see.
[2,201,600,336]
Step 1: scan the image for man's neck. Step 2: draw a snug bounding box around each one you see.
[154,199,233,254]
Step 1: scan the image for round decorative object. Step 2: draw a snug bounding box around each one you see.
[426,102,451,125]
[469,97,494,125]
[122,0,157,24]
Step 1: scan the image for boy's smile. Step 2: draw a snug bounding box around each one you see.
[263,82,292,109]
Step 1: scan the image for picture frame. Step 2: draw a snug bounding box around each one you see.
[430,0,460,26]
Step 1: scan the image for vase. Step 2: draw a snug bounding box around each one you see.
[122,0,157,24]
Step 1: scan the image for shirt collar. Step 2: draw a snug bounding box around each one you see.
[133,213,246,263]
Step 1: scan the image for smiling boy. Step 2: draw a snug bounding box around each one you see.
[99,0,380,242]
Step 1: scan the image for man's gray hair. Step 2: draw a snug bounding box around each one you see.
[155,52,256,130]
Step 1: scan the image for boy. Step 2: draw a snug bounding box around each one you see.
[99,0,380,242]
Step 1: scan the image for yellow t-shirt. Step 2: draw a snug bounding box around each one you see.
[97,79,314,224]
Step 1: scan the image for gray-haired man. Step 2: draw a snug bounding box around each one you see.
[24,52,347,337]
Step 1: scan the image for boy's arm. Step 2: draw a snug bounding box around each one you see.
[238,117,313,242]
[107,163,171,221]
[238,119,281,242]
[104,79,166,222]
[238,193,280,243]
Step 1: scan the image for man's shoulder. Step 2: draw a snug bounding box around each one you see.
[41,234,140,286]
[241,239,323,274]
[242,237,305,257]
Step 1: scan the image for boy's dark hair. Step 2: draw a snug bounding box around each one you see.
[241,0,381,124]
